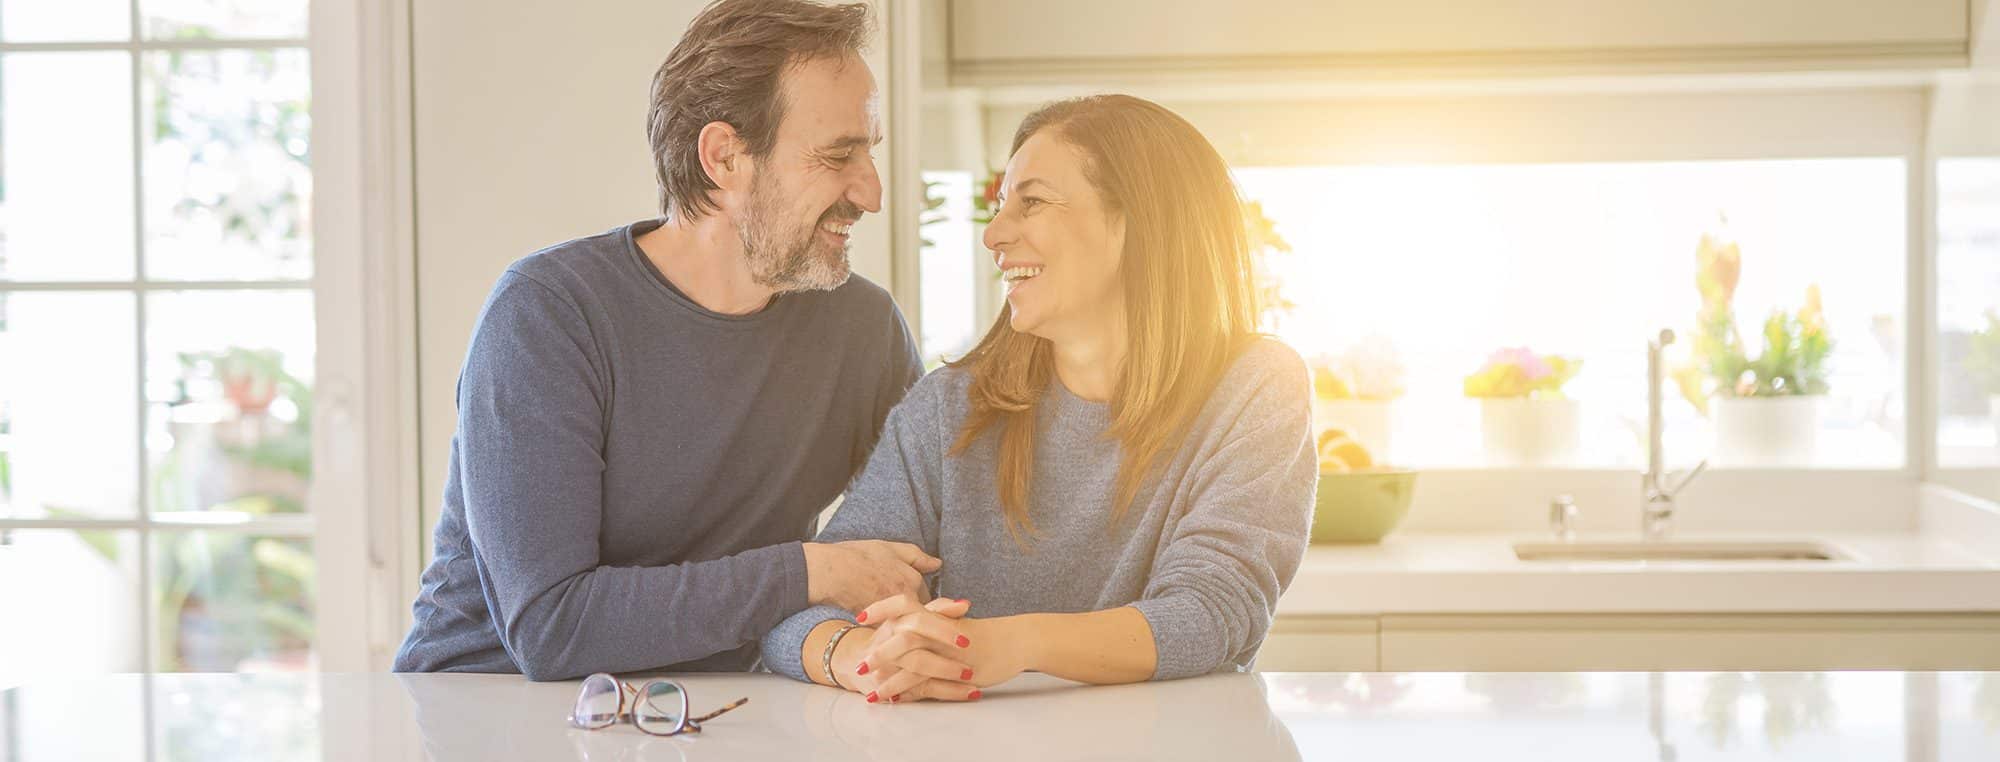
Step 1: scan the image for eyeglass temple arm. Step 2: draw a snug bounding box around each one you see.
[689,697,750,724]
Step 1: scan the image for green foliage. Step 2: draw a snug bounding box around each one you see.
[1682,225,1832,406]
[49,345,320,671]
[1694,300,1832,398]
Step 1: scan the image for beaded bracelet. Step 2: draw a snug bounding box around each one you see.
[822,623,863,690]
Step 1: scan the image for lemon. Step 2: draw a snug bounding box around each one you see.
[1316,428,1374,472]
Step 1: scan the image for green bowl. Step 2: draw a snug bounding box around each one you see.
[1310,470,1418,544]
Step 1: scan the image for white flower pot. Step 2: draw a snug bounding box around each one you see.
[1313,399,1393,461]
[1479,398,1581,467]
[1713,396,1820,467]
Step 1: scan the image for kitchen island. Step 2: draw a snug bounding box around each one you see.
[2,670,1994,760]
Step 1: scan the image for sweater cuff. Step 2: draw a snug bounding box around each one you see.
[1132,595,1227,681]
[759,605,858,682]
[778,540,810,616]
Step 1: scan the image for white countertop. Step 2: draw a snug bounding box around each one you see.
[1277,531,2000,616]
[4,670,1996,760]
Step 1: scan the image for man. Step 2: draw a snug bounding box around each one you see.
[394,0,935,681]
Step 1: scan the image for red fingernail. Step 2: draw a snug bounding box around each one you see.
[956,635,971,648]
[968,690,983,700]
[856,662,870,676]
[855,611,868,623]
[961,668,974,680]
[890,694,902,704]
[866,692,878,703]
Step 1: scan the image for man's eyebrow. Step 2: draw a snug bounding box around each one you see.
[816,134,880,152]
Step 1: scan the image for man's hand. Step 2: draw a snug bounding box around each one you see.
[801,541,941,611]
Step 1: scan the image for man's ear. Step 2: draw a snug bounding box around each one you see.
[697,121,748,193]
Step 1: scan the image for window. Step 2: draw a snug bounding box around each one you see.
[1935,157,2000,468]
[918,170,985,366]
[0,0,316,690]
[1237,158,1907,470]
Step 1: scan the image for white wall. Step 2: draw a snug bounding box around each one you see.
[410,0,905,538]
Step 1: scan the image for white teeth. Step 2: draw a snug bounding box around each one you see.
[1002,266,1043,282]
[821,222,852,236]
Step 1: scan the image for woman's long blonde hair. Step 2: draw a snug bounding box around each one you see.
[946,95,1261,543]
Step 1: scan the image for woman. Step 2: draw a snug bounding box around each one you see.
[760,94,1315,703]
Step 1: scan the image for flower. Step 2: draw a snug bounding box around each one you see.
[1798,284,1825,338]
[1683,223,1834,405]
[1488,347,1552,381]
[1464,347,1581,399]
[1695,231,1741,309]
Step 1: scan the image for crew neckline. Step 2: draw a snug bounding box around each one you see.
[623,218,793,327]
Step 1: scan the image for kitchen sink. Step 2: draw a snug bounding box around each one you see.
[1513,539,1847,562]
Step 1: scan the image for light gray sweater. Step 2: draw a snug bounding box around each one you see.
[760,339,1317,682]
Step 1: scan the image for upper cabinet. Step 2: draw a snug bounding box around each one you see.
[946,0,1971,84]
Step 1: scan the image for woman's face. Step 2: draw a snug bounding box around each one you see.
[982,131,1126,343]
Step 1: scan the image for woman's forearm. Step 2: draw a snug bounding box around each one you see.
[1000,606,1156,685]
[797,619,873,689]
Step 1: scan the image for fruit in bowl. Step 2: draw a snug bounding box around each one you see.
[1312,428,1417,544]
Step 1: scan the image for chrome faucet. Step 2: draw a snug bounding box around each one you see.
[1644,329,1707,540]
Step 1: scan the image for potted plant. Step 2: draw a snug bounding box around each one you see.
[1966,311,2000,447]
[1309,336,1405,459]
[1679,228,1832,467]
[971,167,1004,225]
[1464,347,1583,466]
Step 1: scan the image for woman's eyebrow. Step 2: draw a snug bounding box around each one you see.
[1000,177,1054,201]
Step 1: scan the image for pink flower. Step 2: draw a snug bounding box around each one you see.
[1488,347,1552,381]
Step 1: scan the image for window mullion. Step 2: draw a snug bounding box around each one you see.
[127,0,155,705]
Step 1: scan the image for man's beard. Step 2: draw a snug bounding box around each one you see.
[737,172,856,294]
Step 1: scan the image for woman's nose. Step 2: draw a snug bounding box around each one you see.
[982,209,1014,253]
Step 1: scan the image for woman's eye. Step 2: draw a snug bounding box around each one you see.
[1018,197,1045,209]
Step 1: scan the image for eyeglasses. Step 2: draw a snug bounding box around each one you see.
[566,673,749,737]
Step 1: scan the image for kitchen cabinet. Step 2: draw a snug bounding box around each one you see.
[1257,615,1380,671]
[1375,613,2000,671]
[948,0,1969,84]
[1260,613,2000,672]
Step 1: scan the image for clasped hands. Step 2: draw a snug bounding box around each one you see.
[833,594,1029,704]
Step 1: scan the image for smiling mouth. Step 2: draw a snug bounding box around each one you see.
[819,220,854,238]
[1002,265,1043,282]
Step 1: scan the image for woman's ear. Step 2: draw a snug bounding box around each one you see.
[697,121,749,195]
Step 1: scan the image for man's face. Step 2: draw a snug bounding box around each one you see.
[736,51,883,293]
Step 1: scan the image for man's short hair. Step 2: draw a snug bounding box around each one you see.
[646,0,873,221]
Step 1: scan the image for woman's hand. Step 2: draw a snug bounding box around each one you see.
[852,595,1033,703]
[846,595,975,703]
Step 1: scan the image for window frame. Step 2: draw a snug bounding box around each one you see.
[944,83,1941,509]
[0,0,420,687]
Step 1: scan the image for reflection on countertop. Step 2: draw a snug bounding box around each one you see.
[1,670,1996,760]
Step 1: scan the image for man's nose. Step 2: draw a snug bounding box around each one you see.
[850,154,883,214]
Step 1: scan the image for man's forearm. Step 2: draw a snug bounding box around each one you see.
[495,542,810,681]
[1004,607,1156,685]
